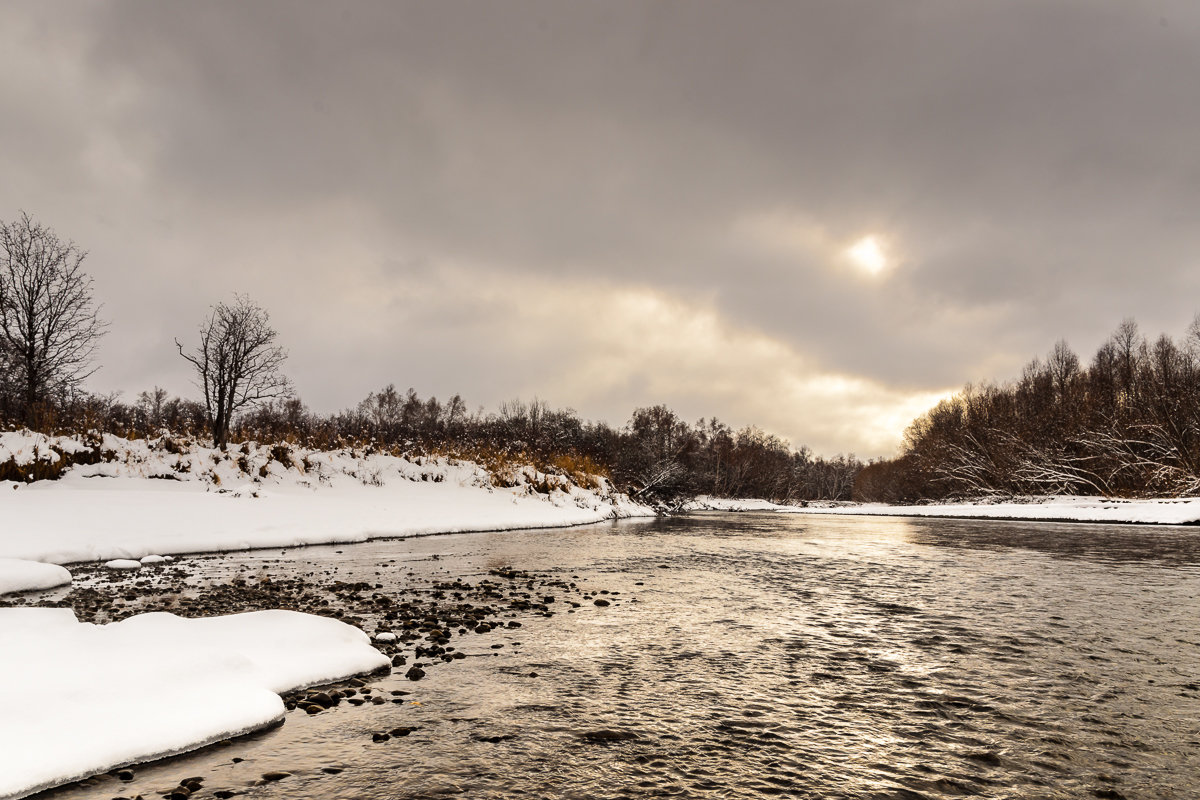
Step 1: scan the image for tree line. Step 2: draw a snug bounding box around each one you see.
[0,213,860,503]
[856,318,1200,501]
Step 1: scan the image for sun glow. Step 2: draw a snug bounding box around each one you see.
[847,235,887,276]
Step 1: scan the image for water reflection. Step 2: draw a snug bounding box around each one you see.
[899,515,1200,567]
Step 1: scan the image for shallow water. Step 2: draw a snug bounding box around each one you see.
[37,513,1200,800]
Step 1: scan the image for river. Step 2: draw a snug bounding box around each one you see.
[35,512,1200,800]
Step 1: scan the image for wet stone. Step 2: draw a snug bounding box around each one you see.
[580,729,641,743]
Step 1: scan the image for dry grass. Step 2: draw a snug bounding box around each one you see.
[548,453,610,490]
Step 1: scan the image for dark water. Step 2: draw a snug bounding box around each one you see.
[40,513,1200,799]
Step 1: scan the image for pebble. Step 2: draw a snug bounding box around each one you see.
[580,729,640,743]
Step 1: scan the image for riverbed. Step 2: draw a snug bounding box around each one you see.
[26,512,1200,800]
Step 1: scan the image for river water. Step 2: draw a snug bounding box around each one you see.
[38,512,1200,799]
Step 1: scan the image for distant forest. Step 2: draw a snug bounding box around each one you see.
[858,318,1200,502]
[0,386,862,506]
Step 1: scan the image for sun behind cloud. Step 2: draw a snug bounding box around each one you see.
[847,235,888,276]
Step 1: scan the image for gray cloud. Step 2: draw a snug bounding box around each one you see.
[2,1,1199,456]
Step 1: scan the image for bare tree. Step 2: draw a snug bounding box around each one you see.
[1046,339,1080,401]
[0,213,107,422]
[136,386,170,432]
[176,295,290,449]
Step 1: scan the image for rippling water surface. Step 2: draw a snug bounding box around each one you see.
[42,513,1200,799]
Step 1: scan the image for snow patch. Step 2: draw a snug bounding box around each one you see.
[684,496,797,512]
[0,608,390,799]
[0,560,71,595]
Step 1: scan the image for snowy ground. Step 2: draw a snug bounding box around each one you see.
[683,496,794,512]
[0,608,389,799]
[0,431,652,594]
[687,494,1200,524]
[786,496,1200,524]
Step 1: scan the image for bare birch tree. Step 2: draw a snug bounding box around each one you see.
[176,295,290,449]
[0,213,107,422]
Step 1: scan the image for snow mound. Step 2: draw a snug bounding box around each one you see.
[0,608,390,799]
[0,431,80,467]
[0,560,71,595]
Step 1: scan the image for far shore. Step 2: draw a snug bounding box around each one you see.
[688,494,1200,526]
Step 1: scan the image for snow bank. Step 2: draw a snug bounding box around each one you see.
[0,559,71,595]
[0,608,390,799]
[683,496,796,512]
[0,430,89,467]
[0,431,652,569]
[775,495,1200,525]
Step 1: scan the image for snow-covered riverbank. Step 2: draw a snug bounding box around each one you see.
[0,607,389,799]
[0,431,652,594]
[688,494,1200,524]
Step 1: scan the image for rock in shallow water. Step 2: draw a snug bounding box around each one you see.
[580,729,640,743]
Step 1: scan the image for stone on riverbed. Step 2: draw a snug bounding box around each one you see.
[580,729,640,743]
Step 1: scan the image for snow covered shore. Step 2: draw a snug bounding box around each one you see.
[683,497,795,512]
[787,496,1200,524]
[687,494,1200,524]
[0,431,652,593]
[0,558,71,594]
[0,608,389,799]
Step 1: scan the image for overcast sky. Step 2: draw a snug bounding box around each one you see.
[3,1,1199,457]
